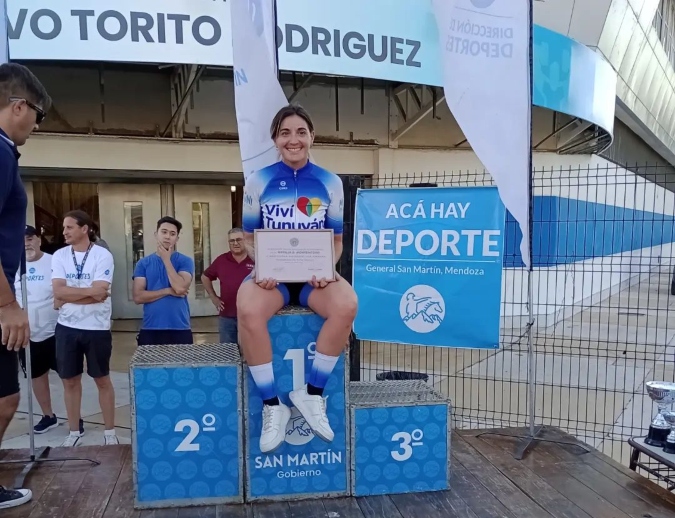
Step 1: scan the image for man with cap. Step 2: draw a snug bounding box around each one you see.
[14,225,60,434]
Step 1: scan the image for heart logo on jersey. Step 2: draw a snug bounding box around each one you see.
[296,197,322,217]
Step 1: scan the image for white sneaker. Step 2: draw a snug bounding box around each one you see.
[60,433,83,447]
[104,434,120,446]
[289,385,334,442]
[260,402,291,453]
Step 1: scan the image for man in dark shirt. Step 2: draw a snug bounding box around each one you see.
[202,228,254,344]
[0,63,51,511]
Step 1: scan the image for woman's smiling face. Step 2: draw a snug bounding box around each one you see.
[275,114,314,168]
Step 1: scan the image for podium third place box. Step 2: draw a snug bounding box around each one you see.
[349,380,452,497]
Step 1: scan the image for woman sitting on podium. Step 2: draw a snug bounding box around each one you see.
[237,104,358,454]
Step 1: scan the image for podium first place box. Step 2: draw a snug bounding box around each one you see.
[350,380,452,497]
[130,343,244,510]
[244,306,350,502]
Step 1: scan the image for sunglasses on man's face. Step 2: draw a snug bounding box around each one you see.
[9,97,46,125]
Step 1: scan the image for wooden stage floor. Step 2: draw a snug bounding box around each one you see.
[2,427,675,518]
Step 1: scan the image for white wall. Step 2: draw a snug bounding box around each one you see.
[19,133,377,177]
[18,135,573,179]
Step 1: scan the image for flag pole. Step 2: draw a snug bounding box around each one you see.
[474,0,592,459]
[272,0,281,80]
[526,0,537,442]
[513,0,540,459]
[509,0,589,459]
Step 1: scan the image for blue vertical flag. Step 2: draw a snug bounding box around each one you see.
[230,0,289,181]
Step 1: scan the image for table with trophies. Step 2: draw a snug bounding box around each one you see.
[628,381,675,490]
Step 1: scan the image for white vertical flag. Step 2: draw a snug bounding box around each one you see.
[0,0,8,63]
[432,0,532,268]
[231,0,289,181]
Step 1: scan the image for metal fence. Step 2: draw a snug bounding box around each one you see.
[339,163,675,474]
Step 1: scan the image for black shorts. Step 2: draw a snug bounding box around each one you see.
[55,323,112,380]
[137,329,193,346]
[19,335,57,379]
[0,328,19,398]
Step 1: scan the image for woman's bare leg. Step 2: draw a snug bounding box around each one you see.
[289,274,358,442]
[237,279,289,453]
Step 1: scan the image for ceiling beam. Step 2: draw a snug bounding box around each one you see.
[391,93,446,142]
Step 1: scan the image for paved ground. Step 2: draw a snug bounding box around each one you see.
[3,267,673,471]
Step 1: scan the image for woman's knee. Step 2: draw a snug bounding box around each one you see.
[237,282,281,325]
[237,300,260,326]
[331,290,358,322]
[236,283,258,319]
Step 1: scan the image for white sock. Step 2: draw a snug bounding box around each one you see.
[308,352,340,390]
[69,431,81,437]
[249,362,277,402]
[104,429,116,437]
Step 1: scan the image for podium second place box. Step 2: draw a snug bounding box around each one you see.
[129,343,244,509]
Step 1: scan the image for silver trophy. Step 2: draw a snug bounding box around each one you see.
[645,381,675,447]
[663,412,675,454]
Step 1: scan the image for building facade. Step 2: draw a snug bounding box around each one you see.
[8,0,675,322]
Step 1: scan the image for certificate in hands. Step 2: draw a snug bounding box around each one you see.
[254,229,336,283]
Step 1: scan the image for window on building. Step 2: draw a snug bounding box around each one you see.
[654,0,675,69]
[192,202,211,299]
[124,202,144,301]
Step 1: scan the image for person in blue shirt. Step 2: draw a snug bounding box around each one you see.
[238,104,358,454]
[0,63,50,510]
[132,217,195,346]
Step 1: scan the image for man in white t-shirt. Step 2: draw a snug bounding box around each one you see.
[51,210,118,447]
[14,226,60,434]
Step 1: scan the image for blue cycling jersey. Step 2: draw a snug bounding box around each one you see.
[242,160,344,235]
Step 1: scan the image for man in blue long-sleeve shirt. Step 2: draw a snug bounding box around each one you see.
[0,63,51,511]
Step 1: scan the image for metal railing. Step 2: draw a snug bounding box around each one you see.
[341,163,675,475]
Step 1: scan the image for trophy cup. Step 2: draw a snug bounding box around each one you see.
[663,412,675,454]
[645,381,675,447]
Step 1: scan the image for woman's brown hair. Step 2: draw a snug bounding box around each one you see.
[270,104,315,140]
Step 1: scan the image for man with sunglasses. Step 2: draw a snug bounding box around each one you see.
[202,228,254,344]
[0,63,51,510]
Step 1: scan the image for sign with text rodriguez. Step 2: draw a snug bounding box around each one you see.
[6,1,615,136]
[353,187,505,348]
